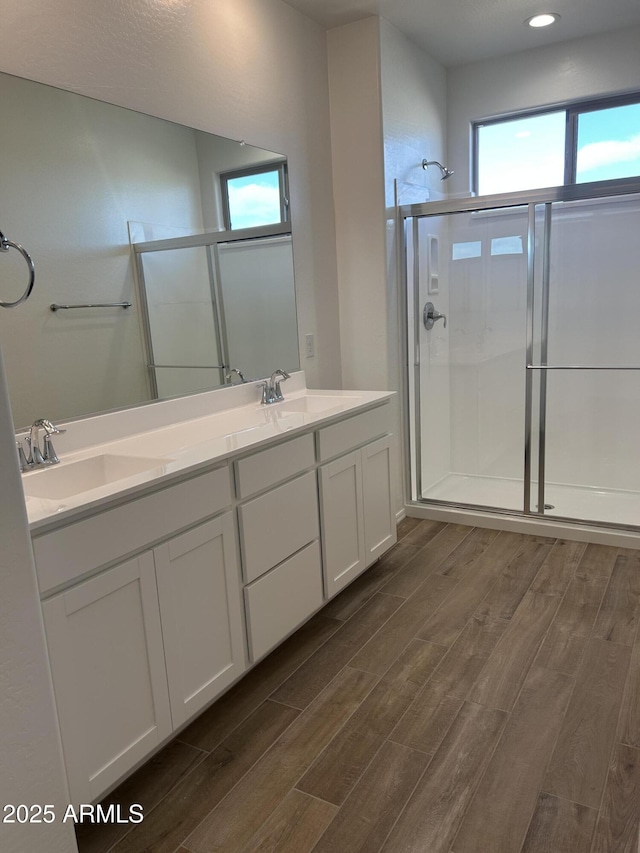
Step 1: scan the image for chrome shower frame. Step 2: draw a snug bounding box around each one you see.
[400,176,640,536]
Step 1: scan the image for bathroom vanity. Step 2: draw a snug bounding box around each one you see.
[22,375,396,804]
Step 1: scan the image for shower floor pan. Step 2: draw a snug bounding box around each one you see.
[422,473,640,529]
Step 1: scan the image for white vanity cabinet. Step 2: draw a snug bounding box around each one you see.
[318,410,396,597]
[36,467,245,804]
[30,392,397,805]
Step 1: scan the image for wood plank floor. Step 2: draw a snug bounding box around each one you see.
[76,519,640,853]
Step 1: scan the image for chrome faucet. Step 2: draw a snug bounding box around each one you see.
[225,367,247,384]
[259,369,291,404]
[19,418,66,471]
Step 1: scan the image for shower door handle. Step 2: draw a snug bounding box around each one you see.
[423,301,447,330]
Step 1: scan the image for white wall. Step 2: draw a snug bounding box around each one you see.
[378,19,448,503]
[328,18,448,513]
[448,25,640,195]
[0,349,76,852]
[328,18,388,391]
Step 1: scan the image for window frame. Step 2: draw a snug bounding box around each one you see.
[473,91,640,195]
[220,161,290,231]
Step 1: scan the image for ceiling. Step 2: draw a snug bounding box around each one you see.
[283,0,640,67]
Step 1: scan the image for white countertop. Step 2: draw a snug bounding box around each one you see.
[23,381,393,531]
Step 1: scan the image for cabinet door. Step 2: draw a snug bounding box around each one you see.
[42,554,172,804]
[362,435,397,566]
[319,449,366,598]
[154,514,246,728]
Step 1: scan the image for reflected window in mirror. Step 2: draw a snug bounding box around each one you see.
[221,162,289,230]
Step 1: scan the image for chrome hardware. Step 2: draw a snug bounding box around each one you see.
[225,367,247,384]
[25,435,45,467]
[269,369,290,402]
[148,363,227,370]
[421,159,454,181]
[50,302,131,311]
[260,369,291,404]
[423,301,447,330]
[21,419,67,470]
[43,433,62,464]
[527,364,640,370]
[16,440,30,473]
[0,229,35,308]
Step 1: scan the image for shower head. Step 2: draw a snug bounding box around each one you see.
[422,159,454,180]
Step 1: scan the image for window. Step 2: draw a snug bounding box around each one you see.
[476,112,566,195]
[220,163,289,230]
[576,101,640,184]
[474,94,640,195]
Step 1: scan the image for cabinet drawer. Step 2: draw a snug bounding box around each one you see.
[34,466,231,595]
[238,471,319,583]
[245,541,323,661]
[317,403,391,462]
[235,433,315,499]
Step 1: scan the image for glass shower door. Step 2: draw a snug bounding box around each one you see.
[532,192,640,528]
[137,245,225,398]
[409,204,530,511]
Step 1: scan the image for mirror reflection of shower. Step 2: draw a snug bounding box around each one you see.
[422,158,454,180]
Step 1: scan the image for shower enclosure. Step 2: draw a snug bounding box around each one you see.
[403,178,640,532]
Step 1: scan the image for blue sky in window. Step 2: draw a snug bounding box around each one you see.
[228,171,280,229]
[477,112,566,194]
[576,103,640,183]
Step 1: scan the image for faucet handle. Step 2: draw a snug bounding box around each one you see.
[25,435,46,466]
[30,418,66,465]
[16,440,30,472]
[42,434,62,464]
[258,381,270,405]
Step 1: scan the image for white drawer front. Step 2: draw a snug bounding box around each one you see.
[245,541,323,661]
[34,467,231,595]
[238,470,319,583]
[317,403,391,462]
[235,433,315,499]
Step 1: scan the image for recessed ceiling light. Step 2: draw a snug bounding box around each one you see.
[525,12,561,28]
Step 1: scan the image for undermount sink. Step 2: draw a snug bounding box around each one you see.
[273,395,361,414]
[22,454,172,501]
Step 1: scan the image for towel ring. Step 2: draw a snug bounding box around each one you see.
[0,230,35,308]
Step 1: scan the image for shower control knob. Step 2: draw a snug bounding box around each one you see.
[423,301,447,330]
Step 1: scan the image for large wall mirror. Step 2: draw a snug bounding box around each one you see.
[0,72,300,430]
